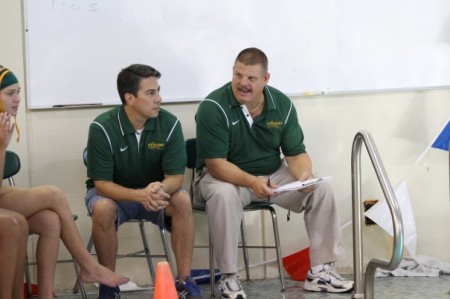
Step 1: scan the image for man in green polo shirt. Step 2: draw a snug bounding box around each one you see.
[194,48,353,298]
[85,64,201,299]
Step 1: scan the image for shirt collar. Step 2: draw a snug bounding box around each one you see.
[117,106,155,136]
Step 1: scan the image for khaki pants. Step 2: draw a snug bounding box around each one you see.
[193,161,346,274]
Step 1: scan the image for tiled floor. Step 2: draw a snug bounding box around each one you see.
[55,275,450,298]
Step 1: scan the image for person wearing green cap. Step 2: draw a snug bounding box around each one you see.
[0,66,130,299]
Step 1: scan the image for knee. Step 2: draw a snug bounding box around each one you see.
[39,185,68,205]
[36,210,61,236]
[91,199,118,228]
[314,182,334,202]
[13,214,29,237]
[0,213,28,241]
[306,182,336,212]
[169,191,192,216]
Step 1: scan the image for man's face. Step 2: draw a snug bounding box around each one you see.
[128,77,161,119]
[0,83,21,116]
[231,61,269,105]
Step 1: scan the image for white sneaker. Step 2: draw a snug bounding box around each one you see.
[218,274,247,299]
[303,263,353,293]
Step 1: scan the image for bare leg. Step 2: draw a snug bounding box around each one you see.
[0,209,28,299]
[165,191,195,282]
[28,210,61,299]
[91,198,119,271]
[0,185,128,287]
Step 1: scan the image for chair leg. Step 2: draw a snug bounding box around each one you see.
[208,228,215,298]
[73,235,94,295]
[240,217,251,281]
[138,220,156,283]
[267,207,285,292]
[24,255,33,299]
[139,220,175,284]
[159,226,175,279]
[72,259,88,299]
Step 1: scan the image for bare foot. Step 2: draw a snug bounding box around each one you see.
[79,264,129,287]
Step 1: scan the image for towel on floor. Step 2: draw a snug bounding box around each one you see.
[376,255,450,277]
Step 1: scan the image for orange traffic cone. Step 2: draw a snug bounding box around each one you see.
[153,261,177,299]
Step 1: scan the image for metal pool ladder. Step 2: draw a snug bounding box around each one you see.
[351,130,404,299]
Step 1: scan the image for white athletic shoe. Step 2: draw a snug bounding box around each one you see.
[218,274,247,299]
[303,263,353,293]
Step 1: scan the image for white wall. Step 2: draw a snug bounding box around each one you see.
[1,0,449,291]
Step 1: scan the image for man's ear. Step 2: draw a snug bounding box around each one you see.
[124,92,134,105]
[264,72,270,84]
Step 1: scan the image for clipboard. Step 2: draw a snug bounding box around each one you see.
[273,176,331,193]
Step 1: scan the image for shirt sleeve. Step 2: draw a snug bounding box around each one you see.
[280,101,307,156]
[86,122,115,182]
[195,99,230,162]
[161,119,186,175]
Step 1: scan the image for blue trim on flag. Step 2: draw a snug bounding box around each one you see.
[431,121,450,151]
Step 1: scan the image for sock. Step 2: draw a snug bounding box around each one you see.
[311,262,334,274]
[311,264,324,274]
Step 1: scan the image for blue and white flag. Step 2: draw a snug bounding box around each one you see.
[431,119,450,151]
[364,180,416,256]
[364,118,449,257]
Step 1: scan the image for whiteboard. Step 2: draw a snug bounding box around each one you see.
[24,0,450,108]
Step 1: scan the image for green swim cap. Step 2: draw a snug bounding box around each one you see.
[0,66,19,90]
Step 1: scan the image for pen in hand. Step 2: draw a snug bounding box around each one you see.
[267,178,271,202]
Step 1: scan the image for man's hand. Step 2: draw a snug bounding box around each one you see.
[296,170,315,193]
[138,182,171,211]
[285,154,314,194]
[250,176,276,199]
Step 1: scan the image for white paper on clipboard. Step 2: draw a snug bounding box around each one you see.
[273,176,331,193]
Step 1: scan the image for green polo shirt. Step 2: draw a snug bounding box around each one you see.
[86,106,186,190]
[196,83,306,176]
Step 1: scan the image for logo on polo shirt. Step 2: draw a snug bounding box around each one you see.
[147,142,165,150]
[267,120,283,128]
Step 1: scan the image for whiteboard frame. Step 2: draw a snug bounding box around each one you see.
[23,0,450,109]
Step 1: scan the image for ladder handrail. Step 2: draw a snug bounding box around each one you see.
[351,130,404,299]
